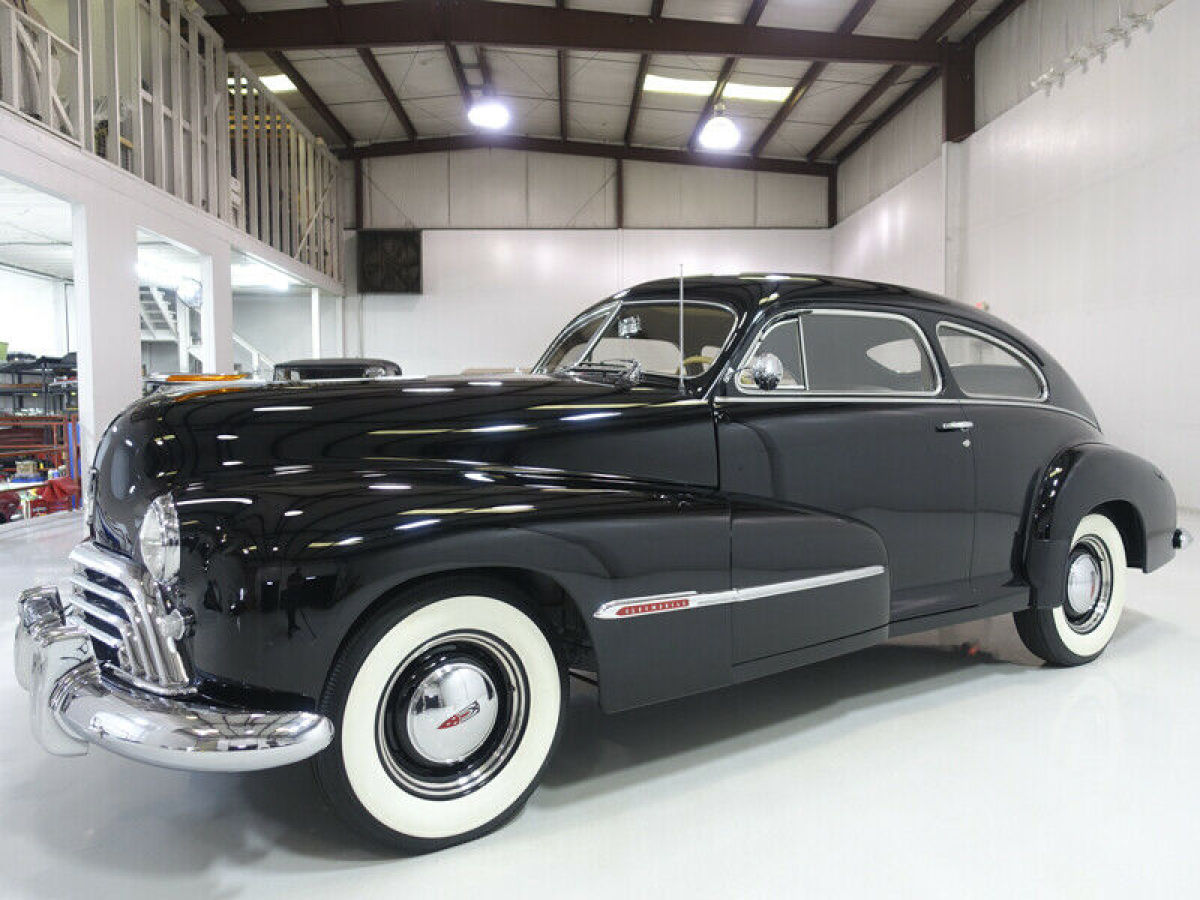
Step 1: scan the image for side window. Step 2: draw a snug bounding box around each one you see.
[801,311,938,394]
[737,317,804,391]
[936,323,1045,401]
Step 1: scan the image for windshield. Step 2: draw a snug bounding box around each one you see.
[537,299,737,378]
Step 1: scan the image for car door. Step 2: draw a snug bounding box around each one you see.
[932,320,1099,604]
[716,307,976,667]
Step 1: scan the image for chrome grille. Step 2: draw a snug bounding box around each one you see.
[67,542,190,693]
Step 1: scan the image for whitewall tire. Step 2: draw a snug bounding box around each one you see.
[1015,513,1128,665]
[315,577,566,852]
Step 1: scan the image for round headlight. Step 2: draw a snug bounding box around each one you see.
[139,494,180,583]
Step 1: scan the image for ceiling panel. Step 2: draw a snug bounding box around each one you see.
[757,0,857,31]
[757,118,838,160]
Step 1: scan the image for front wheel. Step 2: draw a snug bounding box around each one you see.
[1015,512,1128,666]
[315,577,566,852]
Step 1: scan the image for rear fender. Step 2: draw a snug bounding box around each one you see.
[1025,443,1177,608]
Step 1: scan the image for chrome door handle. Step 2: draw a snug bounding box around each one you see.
[937,420,974,432]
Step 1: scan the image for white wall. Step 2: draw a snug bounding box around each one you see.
[232,292,315,367]
[832,0,1200,507]
[831,156,945,295]
[0,269,72,357]
[355,228,831,376]
[838,80,944,220]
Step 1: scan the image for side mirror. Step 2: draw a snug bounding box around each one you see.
[741,353,783,391]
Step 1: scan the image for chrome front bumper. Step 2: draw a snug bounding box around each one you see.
[14,585,333,772]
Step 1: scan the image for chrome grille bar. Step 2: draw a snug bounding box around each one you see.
[69,575,154,676]
[67,542,190,692]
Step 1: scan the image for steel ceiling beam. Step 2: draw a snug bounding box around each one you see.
[357,49,417,141]
[556,1,568,139]
[836,0,1031,164]
[445,44,473,107]
[324,0,415,140]
[622,0,664,147]
[806,0,981,161]
[266,52,355,148]
[209,0,944,65]
[749,0,878,158]
[341,134,834,177]
[685,0,769,152]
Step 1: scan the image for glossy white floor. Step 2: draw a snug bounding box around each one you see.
[2,511,1198,899]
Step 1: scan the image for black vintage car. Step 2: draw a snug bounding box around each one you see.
[15,275,1190,852]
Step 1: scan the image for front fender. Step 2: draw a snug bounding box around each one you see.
[1025,443,1177,607]
[174,464,731,709]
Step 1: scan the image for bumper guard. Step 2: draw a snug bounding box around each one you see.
[14,585,333,772]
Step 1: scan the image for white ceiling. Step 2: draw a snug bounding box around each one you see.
[205,0,1005,159]
[0,174,73,280]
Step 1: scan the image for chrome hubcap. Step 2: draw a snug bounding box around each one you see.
[377,631,527,800]
[1064,536,1113,634]
[406,662,499,765]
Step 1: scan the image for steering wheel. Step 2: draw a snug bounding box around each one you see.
[678,354,714,377]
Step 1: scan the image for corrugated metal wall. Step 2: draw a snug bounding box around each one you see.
[357,150,828,230]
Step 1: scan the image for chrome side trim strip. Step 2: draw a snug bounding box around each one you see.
[713,394,1098,427]
[593,565,886,620]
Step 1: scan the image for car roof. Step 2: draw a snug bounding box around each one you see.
[616,273,1039,357]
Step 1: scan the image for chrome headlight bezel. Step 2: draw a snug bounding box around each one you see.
[138,494,180,583]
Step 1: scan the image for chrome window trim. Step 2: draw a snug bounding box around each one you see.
[544,297,739,381]
[594,565,886,620]
[731,307,943,398]
[732,314,806,394]
[935,320,1049,402]
[533,302,618,373]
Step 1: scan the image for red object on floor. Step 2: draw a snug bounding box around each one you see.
[36,477,80,514]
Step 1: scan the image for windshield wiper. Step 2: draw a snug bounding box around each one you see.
[557,359,643,388]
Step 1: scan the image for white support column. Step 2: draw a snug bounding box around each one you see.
[310,286,321,357]
[173,293,189,372]
[942,140,967,300]
[72,200,141,471]
[335,295,344,356]
[201,241,233,372]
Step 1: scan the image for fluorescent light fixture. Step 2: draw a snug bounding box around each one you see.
[698,107,740,151]
[468,99,511,130]
[722,82,792,102]
[643,73,790,103]
[232,261,294,292]
[260,74,297,93]
[644,74,714,97]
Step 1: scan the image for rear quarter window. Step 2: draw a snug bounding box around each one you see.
[936,323,1046,401]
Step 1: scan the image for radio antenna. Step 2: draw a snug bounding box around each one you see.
[678,264,685,393]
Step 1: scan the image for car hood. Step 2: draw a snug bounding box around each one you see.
[90,374,717,555]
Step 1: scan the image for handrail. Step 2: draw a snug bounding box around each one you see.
[0,5,82,145]
[0,0,343,286]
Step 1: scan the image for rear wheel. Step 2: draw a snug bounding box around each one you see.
[315,577,566,852]
[1015,513,1128,665]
